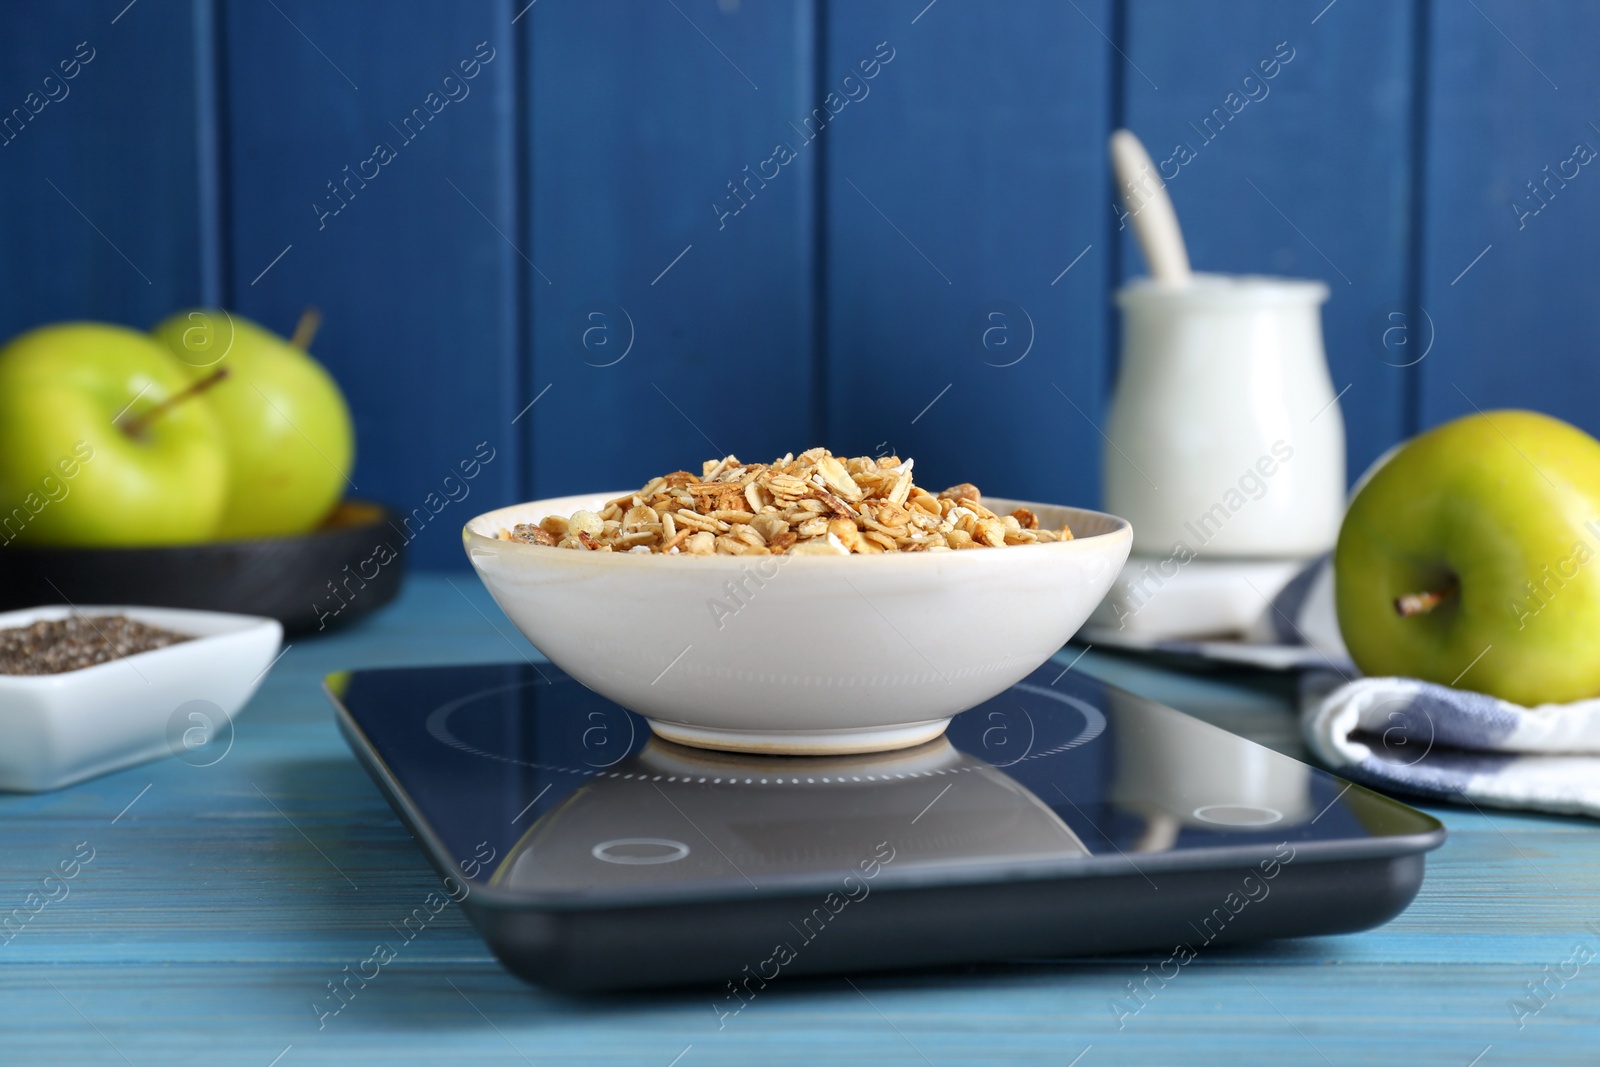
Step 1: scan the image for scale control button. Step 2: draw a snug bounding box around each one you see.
[591,838,691,865]
[1192,804,1283,827]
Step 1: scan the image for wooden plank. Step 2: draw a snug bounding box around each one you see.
[223,0,523,567]
[824,0,1115,505]
[526,0,818,497]
[1121,0,1418,483]
[7,961,1595,1065]
[1416,0,1600,437]
[0,0,203,337]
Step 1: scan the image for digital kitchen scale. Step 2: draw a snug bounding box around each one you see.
[328,661,1445,992]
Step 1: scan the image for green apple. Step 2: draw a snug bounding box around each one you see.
[1336,410,1600,705]
[152,310,354,539]
[0,323,228,545]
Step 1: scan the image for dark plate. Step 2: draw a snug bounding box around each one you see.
[0,500,405,635]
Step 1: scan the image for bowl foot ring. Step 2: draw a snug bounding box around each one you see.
[644,717,952,756]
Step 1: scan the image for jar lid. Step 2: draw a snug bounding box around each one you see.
[1116,272,1330,308]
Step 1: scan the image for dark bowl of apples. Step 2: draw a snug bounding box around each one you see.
[0,310,406,635]
[0,500,405,636]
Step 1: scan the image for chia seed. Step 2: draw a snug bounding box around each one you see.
[0,615,194,675]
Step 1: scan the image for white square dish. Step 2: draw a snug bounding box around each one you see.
[0,605,283,792]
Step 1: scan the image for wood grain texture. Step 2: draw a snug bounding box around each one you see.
[526,0,819,499]
[1121,0,1420,482]
[823,0,1115,503]
[5,0,1600,561]
[3,574,1598,1064]
[222,0,524,567]
[0,0,204,338]
[1416,0,1600,437]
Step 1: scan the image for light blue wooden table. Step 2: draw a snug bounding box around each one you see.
[3,574,1595,1065]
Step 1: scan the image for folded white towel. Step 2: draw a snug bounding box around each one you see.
[1301,672,1600,820]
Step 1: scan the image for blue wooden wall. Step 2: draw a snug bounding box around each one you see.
[2,0,1597,567]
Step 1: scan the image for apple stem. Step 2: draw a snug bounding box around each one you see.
[1395,588,1453,617]
[290,306,322,351]
[119,368,230,438]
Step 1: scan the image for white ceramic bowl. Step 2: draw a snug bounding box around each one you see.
[464,493,1131,755]
[0,605,283,792]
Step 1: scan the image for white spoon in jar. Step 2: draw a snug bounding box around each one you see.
[1109,128,1192,286]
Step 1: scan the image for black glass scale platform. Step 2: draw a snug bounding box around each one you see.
[327,660,1444,992]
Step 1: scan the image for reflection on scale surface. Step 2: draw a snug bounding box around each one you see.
[335,660,1387,900]
[493,736,1090,892]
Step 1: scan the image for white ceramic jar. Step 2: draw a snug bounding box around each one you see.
[1104,274,1345,559]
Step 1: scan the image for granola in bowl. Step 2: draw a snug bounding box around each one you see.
[497,448,1074,556]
